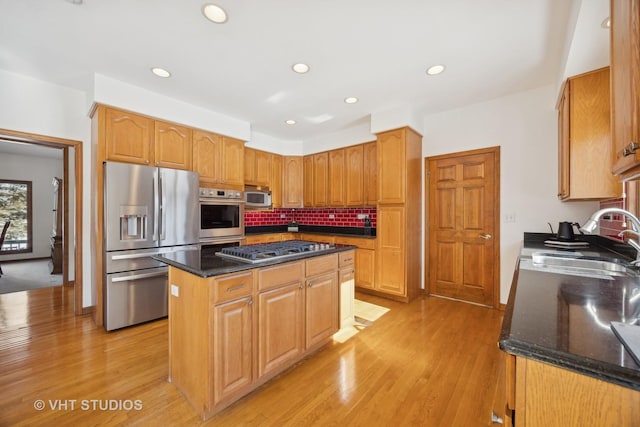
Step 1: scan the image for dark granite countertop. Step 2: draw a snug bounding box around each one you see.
[245,225,376,238]
[499,233,640,390]
[153,242,357,278]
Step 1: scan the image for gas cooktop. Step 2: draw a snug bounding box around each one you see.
[216,240,334,264]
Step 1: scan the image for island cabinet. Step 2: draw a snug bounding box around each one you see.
[610,0,640,179]
[167,250,349,420]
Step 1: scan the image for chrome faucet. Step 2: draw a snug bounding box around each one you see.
[580,208,640,264]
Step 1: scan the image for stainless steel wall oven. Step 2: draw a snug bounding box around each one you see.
[199,187,245,242]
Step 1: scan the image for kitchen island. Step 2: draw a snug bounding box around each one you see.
[154,242,356,420]
[499,233,640,426]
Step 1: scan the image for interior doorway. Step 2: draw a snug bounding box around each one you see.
[0,128,83,315]
[425,146,500,307]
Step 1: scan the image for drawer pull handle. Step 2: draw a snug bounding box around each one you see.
[623,141,640,157]
[226,283,246,292]
[343,257,353,262]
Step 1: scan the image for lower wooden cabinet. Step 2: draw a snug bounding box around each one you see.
[504,355,640,427]
[306,271,338,348]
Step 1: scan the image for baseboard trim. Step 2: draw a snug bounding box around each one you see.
[81,305,95,316]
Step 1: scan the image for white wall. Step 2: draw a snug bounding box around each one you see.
[0,69,92,306]
[423,84,600,304]
[0,153,63,260]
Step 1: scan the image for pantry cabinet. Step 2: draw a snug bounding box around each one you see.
[283,156,304,208]
[610,0,640,179]
[557,67,621,200]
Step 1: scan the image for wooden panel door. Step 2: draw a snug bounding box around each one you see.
[255,150,271,187]
[378,129,406,203]
[283,156,303,208]
[258,282,304,378]
[271,154,283,208]
[105,107,153,165]
[305,271,338,349]
[154,120,192,170]
[213,296,253,404]
[303,155,314,207]
[328,149,345,206]
[221,137,245,188]
[193,130,222,185]
[363,141,377,206]
[244,147,256,183]
[313,152,328,207]
[427,148,499,307]
[355,248,375,289]
[345,144,364,206]
[377,206,406,296]
[557,82,570,200]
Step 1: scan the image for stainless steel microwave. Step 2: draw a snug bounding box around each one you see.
[245,185,272,210]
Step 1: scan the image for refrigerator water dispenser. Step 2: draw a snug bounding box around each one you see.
[119,205,148,241]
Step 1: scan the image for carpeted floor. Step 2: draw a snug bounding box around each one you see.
[0,259,63,294]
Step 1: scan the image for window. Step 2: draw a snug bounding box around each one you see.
[0,179,32,254]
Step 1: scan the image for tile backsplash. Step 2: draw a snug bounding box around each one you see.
[598,197,624,239]
[245,207,377,228]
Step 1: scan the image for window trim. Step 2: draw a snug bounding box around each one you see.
[0,178,33,254]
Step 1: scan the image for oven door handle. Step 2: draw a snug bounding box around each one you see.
[111,271,167,283]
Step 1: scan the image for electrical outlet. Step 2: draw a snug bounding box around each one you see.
[357,214,366,219]
[504,213,516,223]
[280,214,286,218]
[329,214,335,219]
[171,284,179,297]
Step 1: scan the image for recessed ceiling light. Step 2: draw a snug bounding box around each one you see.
[151,67,171,78]
[202,4,228,23]
[426,64,445,76]
[285,119,296,125]
[344,97,359,104]
[292,63,310,74]
[601,17,610,29]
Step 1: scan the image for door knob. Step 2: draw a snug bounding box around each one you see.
[479,233,492,240]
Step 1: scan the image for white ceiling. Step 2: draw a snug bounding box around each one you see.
[0,0,609,143]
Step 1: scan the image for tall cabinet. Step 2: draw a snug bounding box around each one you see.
[373,127,422,302]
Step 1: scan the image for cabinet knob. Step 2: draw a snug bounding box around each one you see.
[248,298,253,306]
[145,160,150,164]
[622,141,640,157]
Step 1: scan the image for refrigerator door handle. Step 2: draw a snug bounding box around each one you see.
[111,270,167,283]
[159,173,166,241]
[153,171,159,241]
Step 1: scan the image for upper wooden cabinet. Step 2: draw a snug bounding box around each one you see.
[610,0,640,178]
[313,153,329,207]
[103,107,154,165]
[363,141,377,206]
[154,120,192,170]
[345,144,364,206]
[328,149,346,206]
[193,130,245,189]
[303,155,314,207]
[271,154,283,208]
[378,129,409,203]
[283,156,303,208]
[557,67,621,200]
[244,148,271,187]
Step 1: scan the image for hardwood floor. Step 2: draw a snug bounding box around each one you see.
[0,286,505,426]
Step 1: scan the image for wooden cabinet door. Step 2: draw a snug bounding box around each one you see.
[378,129,406,203]
[271,154,283,208]
[104,107,153,165]
[313,152,329,207]
[305,271,338,349]
[328,149,345,206]
[345,144,364,206]
[339,267,355,328]
[355,248,375,290]
[283,156,303,208]
[377,206,406,296]
[258,282,304,378]
[557,83,570,200]
[193,130,222,185]
[303,155,314,207]
[363,142,377,206]
[213,296,253,404]
[611,0,640,177]
[221,137,245,188]
[154,120,192,170]
[255,150,271,187]
[244,147,256,183]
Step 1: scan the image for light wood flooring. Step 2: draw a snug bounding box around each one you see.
[0,286,505,426]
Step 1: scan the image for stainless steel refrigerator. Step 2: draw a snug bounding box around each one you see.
[104,161,199,331]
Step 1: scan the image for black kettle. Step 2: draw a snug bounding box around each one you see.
[556,221,580,241]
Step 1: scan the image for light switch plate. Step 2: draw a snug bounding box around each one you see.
[170,284,179,297]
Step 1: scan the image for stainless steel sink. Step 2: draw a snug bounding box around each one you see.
[523,252,640,278]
